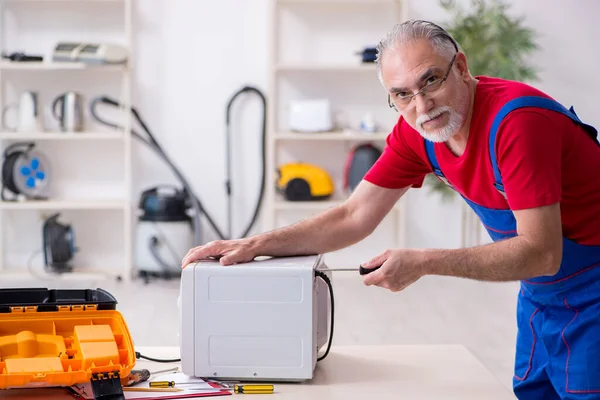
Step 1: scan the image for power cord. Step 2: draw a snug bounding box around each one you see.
[135,351,180,363]
[314,270,334,362]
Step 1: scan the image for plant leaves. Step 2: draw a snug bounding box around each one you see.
[439,0,540,82]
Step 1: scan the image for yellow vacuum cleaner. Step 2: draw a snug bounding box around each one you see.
[276,162,334,201]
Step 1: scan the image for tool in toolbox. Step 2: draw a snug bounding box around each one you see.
[125,368,150,386]
[149,380,274,393]
[0,287,136,400]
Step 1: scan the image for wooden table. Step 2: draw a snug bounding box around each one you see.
[0,345,515,399]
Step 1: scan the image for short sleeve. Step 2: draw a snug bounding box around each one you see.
[363,119,431,189]
[496,109,562,210]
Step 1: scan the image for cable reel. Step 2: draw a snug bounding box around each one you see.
[1,142,51,201]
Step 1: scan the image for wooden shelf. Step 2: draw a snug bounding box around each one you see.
[0,61,126,72]
[0,0,135,281]
[275,131,388,141]
[0,131,125,140]
[0,199,127,210]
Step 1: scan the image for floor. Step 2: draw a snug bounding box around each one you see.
[3,269,519,392]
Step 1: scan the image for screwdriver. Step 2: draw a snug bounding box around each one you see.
[316,265,381,275]
[149,381,274,394]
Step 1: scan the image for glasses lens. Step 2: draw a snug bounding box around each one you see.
[388,78,451,112]
[397,97,415,109]
[423,79,444,94]
[394,98,417,112]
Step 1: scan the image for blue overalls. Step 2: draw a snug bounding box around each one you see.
[424,96,600,400]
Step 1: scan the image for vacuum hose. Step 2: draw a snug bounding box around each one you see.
[225,86,267,239]
[89,86,266,244]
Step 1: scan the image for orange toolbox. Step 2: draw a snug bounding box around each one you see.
[0,287,136,399]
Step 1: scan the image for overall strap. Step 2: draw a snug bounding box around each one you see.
[489,95,599,198]
[424,139,454,189]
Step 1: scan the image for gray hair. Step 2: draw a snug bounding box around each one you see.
[375,20,460,87]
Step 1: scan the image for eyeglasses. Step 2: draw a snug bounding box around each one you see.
[387,53,457,112]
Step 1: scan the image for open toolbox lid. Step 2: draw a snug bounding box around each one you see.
[0,288,136,400]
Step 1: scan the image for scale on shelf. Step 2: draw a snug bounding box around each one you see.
[52,42,129,65]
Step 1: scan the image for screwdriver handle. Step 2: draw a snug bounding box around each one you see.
[149,381,175,388]
[359,265,381,275]
[234,384,274,394]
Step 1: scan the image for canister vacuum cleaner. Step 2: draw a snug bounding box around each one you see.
[90,86,266,281]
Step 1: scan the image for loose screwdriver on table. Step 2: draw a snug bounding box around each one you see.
[149,381,274,394]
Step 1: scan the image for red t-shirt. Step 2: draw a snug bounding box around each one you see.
[364,76,600,245]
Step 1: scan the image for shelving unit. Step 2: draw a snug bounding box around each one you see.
[0,60,126,71]
[266,0,408,267]
[0,0,133,281]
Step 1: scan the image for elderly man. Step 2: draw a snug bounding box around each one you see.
[182,20,600,399]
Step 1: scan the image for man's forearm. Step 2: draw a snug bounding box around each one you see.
[249,205,367,257]
[422,236,561,282]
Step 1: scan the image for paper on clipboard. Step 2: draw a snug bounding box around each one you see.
[67,372,231,400]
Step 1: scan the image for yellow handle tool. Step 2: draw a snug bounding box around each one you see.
[149,381,274,394]
[149,381,177,388]
[234,384,274,394]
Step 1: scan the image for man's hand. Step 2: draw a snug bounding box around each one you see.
[361,203,563,290]
[181,238,257,268]
[361,249,427,292]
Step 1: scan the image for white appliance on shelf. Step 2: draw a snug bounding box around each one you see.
[288,99,334,132]
[179,254,332,381]
[52,42,129,65]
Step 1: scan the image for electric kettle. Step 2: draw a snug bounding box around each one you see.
[1,91,44,132]
[52,92,84,132]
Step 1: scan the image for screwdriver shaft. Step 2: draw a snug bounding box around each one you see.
[149,380,274,393]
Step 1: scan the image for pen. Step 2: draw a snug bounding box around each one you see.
[149,381,274,394]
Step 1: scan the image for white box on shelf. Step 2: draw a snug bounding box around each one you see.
[288,98,333,132]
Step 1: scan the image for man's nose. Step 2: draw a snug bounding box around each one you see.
[414,92,434,114]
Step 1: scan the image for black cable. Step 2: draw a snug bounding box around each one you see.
[89,89,267,242]
[314,270,334,362]
[224,86,267,239]
[148,236,175,277]
[135,351,180,363]
[89,97,208,244]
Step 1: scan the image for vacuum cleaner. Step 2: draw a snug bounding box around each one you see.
[89,86,267,280]
[42,213,76,274]
[134,185,194,281]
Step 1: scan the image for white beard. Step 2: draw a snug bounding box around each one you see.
[415,106,463,143]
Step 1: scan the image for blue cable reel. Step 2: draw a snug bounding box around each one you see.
[1,142,51,201]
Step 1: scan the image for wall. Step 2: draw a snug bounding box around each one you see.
[2,0,599,272]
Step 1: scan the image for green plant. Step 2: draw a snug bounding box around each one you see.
[425,0,540,200]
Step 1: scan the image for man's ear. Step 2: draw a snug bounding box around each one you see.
[454,52,470,81]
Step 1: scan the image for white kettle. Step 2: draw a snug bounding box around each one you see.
[1,91,44,132]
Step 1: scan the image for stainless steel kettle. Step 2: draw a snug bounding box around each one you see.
[52,92,84,132]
